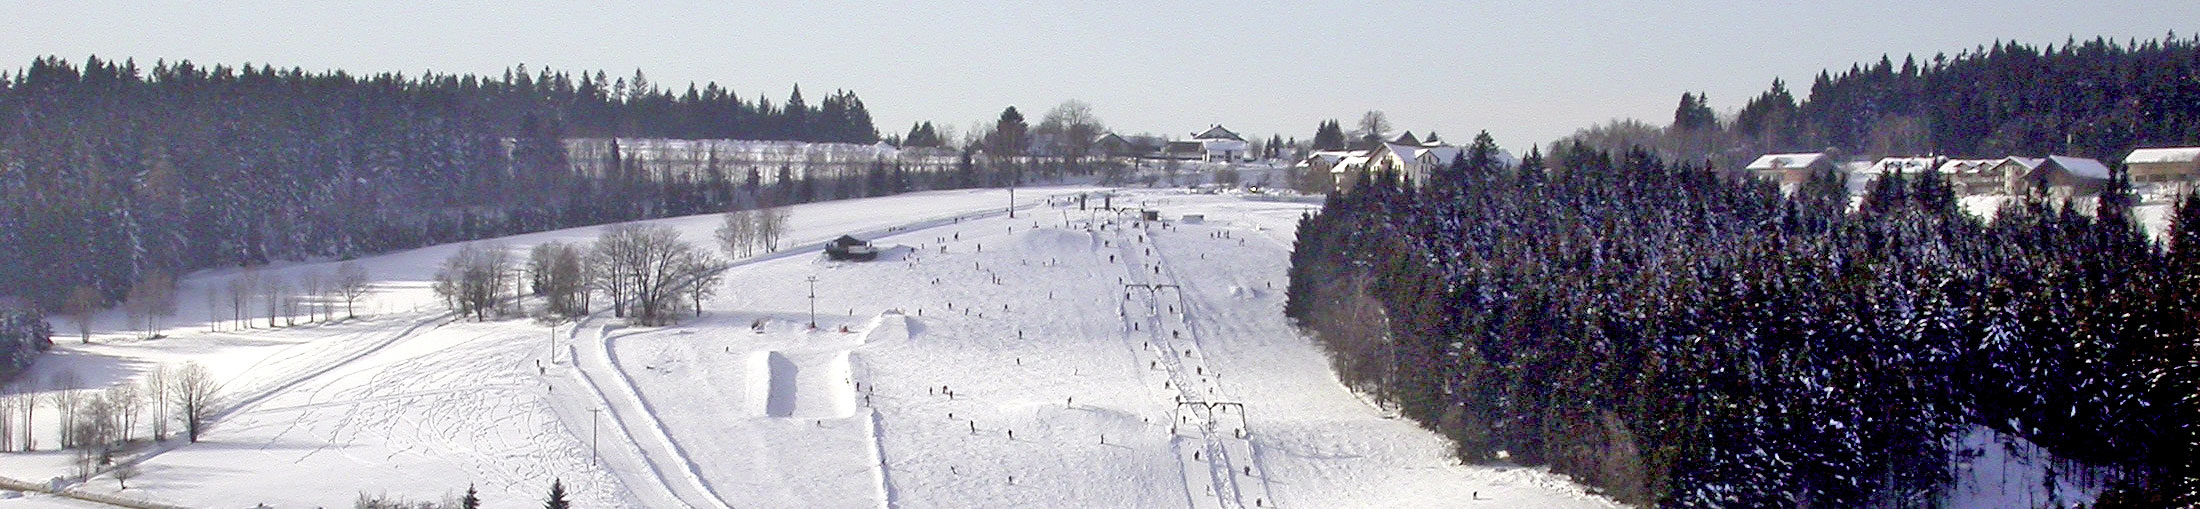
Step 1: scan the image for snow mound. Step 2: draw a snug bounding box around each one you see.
[749,350,856,418]
[877,244,917,261]
[859,311,915,344]
[1015,227,1100,256]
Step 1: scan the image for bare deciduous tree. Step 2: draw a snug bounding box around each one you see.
[11,389,34,450]
[65,286,99,343]
[144,364,170,441]
[108,383,140,444]
[114,461,137,490]
[590,225,725,325]
[171,362,216,443]
[335,260,371,319]
[124,273,176,338]
[715,209,758,258]
[300,270,324,324]
[759,207,790,252]
[682,252,727,317]
[73,392,112,479]
[529,242,591,318]
[434,243,513,321]
[47,370,82,448]
[0,394,13,451]
[228,268,256,329]
[1354,110,1392,144]
[204,285,221,332]
[262,274,286,328]
[1036,100,1107,169]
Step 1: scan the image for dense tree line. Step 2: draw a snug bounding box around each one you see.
[0,56,890,311]
[0,303,52,382]
[1287,135,2196,505]
[1754,34,2200,161]
[1566,35,2200,174]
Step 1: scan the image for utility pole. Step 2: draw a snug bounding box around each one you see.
[806,275,819,329]
[589,408,601,465]
[548,320,556,365]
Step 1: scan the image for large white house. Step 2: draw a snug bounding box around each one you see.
[1326,132,1517,191]
[1745,152,1836,193]
[1189,125,1249,163]
[2125,146,2200,193]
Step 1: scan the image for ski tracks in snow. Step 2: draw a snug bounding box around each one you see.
[1112,222,1277,509]
[571,324,733,509]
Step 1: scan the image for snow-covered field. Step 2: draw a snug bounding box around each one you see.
[0,187,1622,508]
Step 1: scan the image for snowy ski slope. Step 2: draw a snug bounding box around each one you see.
[0,187,1623,508]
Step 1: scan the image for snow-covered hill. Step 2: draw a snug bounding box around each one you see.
[0,187,1621,508]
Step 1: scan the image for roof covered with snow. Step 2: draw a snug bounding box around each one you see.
[1994,156,2044,171]
[1383,143,1455,166]
[1192,125,1243,141]
[1294,150,1364,168]
[1936,158,2001,175]
[2124,147,2200,164]
[1746,152,1827,171]
[1865,157,1944,174]
[1413,146,1463,166]
[1331,154,1373,173]
[2044,155,2112,180]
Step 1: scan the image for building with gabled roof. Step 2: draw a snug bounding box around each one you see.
[1093,132,1168,160]
[1292,150,1363,192]
[1390,131,1422,147]
[825,235,879,261]
[2008,155,2110,199]
[1936,158,2004,195]
[1745,152,1835,193]
[1192,124,1244,141]
[2124,146,2200,193]
[1372,141,1459,187]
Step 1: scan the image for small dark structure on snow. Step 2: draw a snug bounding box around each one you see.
[825,235,879,261]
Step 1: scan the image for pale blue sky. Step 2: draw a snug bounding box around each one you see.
[3,1,2192,148]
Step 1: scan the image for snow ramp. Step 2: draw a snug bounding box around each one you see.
[1016,227,1101,256]
[859,310,916,344]
[748,350,856,418]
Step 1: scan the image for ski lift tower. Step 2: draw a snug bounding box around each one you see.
[806,275,819,329]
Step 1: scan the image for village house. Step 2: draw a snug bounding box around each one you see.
[2007,155,2111,199]
[1292,149,1364,191]
[1092,133,1167,160]
[2123,146,2200,194]
[1322,132,1517,192]
[1327,151,1377,192]
[1749,151,2112,199]
[1935,158,2004,195]
[1745,152,1835,193]
[1189,124,1250,163]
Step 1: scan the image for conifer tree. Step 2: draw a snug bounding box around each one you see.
[1312,120,1348,151]
[543,479,569,509]
[1672,92,1717,131]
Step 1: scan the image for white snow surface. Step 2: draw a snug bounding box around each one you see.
[1,187,1625,508]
